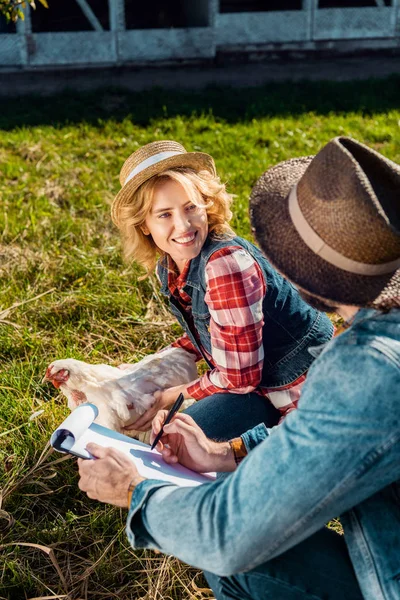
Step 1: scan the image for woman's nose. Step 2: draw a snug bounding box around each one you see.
[173,211,191,231]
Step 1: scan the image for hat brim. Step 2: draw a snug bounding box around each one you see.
[111,152,216,226]
[250,157,399,307]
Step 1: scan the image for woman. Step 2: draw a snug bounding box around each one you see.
[112,140,334,440]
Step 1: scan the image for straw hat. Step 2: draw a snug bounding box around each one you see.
[111,140,216,227]
[250,137,400,308]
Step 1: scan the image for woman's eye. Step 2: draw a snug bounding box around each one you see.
[187,204,197,211]
[158,212,170,219]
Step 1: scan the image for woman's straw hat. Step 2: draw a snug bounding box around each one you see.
[111,140,216,227]
[250,137,400,308]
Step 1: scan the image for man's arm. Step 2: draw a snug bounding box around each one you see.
[127,343,400,575]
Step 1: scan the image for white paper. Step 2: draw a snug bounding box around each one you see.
[51,403,215,487]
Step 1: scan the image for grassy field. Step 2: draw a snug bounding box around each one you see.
[1,76,400,600]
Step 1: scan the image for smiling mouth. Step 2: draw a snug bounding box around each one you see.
[173,232,197,245]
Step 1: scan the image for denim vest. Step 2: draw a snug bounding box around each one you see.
[157,235,334,389]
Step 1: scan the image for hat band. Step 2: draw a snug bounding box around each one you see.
[288,184,400,276]
[125,151,182,184]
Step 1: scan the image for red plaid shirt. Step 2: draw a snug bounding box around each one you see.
[168,247,305,418]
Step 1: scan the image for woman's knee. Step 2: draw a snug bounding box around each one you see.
[183,392,279,440]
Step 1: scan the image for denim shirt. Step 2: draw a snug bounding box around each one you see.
[157,235,334,388]
[126,308,400,600]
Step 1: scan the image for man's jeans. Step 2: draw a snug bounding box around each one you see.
[205,526,363,600]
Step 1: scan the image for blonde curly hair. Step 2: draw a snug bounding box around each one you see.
[117,167,234,274]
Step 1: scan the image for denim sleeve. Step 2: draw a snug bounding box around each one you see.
[126,341,400,576]
[241,422,270,452]
[126,425,271,549]
[126,480,177,549]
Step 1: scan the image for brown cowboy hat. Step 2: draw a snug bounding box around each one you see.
[111,140,216,227]
[250,137,400,308]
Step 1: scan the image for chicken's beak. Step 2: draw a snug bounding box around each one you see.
[42,366,53,384]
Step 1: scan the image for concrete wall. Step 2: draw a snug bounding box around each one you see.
[1,0,399,69]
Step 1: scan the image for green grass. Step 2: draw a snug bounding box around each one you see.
[1,76,400,599]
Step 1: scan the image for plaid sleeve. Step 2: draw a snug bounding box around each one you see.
[187,247,266,400]
[170,334,203,362]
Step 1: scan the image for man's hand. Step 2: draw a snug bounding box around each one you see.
[151,411,236,473]
[125,384,188,432]
[77,443,145,508]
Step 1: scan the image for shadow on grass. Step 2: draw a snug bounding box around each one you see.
[1,76,400,130]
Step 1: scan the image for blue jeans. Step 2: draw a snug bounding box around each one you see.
[205,526,363,600]
[183,391,281,440]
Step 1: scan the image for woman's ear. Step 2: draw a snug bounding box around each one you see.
[140,224,150,236]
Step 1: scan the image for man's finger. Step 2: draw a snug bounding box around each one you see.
[163,419,196,438]
[150,431,169,446]
[78,457,94,476]
[78,476,89,491]
[150,411,169,443]
[170,412,199,427]
[152,410,168,433]
[152,438,166,452]
[85,443,108,458]
[162,451,178,464]
[78,461,86,476]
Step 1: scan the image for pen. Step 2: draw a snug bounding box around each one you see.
[150,392,185,451]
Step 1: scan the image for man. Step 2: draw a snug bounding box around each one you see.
[78,137,400,600]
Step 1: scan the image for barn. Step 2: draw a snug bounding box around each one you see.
[1,0,398,69]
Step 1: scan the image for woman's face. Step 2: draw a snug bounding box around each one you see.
[143,178,208,273]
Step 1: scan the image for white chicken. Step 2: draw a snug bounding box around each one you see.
[44,347,198,441]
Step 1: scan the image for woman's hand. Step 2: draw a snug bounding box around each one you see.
[124,384,188,432]
[77,443,144,508]
[151,411,236,473]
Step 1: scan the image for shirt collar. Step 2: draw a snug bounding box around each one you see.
[167,255,191,291]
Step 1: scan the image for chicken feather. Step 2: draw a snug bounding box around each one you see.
[44,347,198,440]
